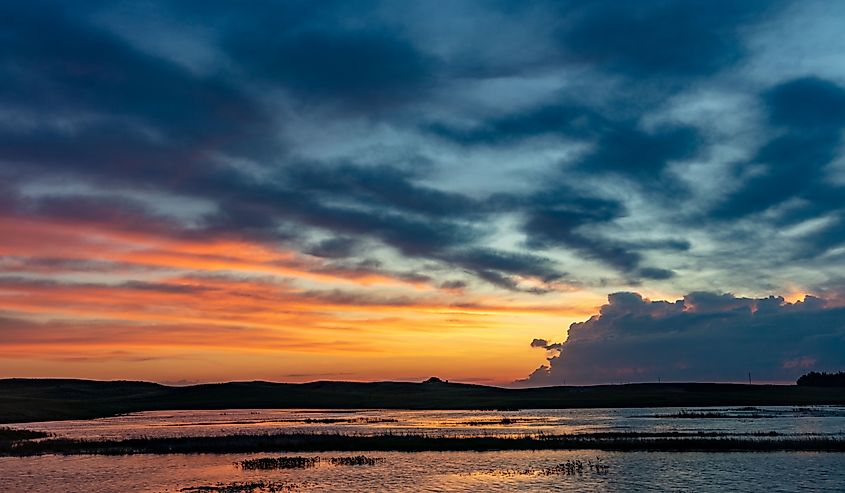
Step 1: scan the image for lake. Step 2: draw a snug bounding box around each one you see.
[2,407,844,492]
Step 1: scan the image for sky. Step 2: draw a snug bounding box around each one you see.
[1,0,845,386]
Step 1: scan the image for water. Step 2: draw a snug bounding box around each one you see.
[9,406,845,440]
[2,450,844,492]
[3,407,845,492]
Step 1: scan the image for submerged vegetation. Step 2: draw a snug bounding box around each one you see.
[645,406,845,419]
[238,455,384,470]
[477,458,610,477]
[654,409,773,419]
[3,431,844,456]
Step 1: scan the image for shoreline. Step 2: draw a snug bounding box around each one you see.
[3,379,845,424]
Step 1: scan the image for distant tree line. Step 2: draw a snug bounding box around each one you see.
[796,371,845,387]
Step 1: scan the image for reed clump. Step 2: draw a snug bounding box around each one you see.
[238,457,319,470]
[180,480,309,492]
[299,417,398,424]
[237,455,385,470]
[481,458,610,477]
[540,458,609,475]
[325,455,385,466]
[460,417,533,426]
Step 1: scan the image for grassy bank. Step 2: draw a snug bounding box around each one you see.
[3,378,845,424]
[3,432,844,456]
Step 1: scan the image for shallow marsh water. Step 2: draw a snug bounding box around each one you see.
[9,406,845,440]
[3,407,844,492]
[2,450,845,492]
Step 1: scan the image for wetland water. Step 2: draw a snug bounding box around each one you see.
[2,406,844,492]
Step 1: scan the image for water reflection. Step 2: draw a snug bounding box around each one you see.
[9,406,845,440]
[2,450,844,492]
[3,407,844,491]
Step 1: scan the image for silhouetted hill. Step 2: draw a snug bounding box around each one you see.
[2,378,845,423]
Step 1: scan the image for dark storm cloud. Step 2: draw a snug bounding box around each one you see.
[710,77,845,258]
[0,0,565,288]
[286,165,482,218]
[305,237,363,259]
[555,0,780,77]
[198,175,573,287]
[430,103,701,178]
[515,192,682,279]
[713,77,845,221]
[523,201,638,273]
[445,248,562,282]
[0,0,273,194]
[428,104,603,145]
[29,195,177,232]
[576,124,700,178]
[523,292,845,385]
[0,0,841,294]
[172,0,435,110]
[226,28,436,110]
[0,1,266,141]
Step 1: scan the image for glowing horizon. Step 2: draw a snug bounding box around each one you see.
[2,0,845,386]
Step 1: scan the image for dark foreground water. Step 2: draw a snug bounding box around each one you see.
[3,407,844,492]
[2,450,844,492]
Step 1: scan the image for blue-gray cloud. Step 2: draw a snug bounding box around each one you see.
[1,0,844,298]
[554,0,781,77]
[523,292,845,385]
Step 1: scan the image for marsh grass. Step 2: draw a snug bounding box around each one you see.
[3,431,844,456]
[299,417,398,424]
[238,457,319,470]
[325,455,385,466]
[641,408,776,419]
[180,480,310,492]
[457,417,546,426]
[481,458,611,477]
[237,455,384,470]
[646,407,845,419]
[665,410,771,419]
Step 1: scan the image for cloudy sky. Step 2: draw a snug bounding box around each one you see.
[2,0,845,385]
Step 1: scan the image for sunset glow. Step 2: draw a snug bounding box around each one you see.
[2,0,845,386]
[0,208,606,384]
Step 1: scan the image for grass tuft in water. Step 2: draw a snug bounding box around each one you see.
[238,457,319,470]
[477,458,610,477]
[238,455,385,470]
[180,480,310,492]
